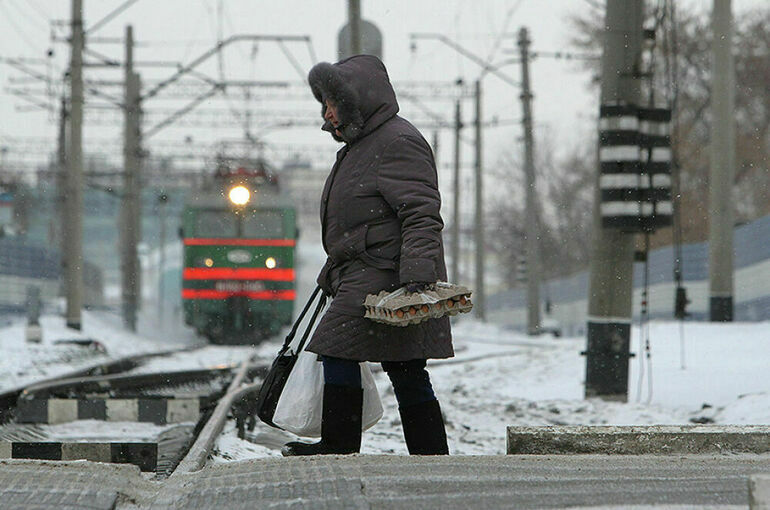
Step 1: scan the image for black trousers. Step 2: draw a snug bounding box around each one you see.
[321,355,436,408]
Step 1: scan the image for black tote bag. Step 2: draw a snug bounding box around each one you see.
[256,285,327,428]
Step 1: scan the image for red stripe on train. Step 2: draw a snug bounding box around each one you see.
[183,238,296,247]
[181,289,296,300]
[183,268,295,281]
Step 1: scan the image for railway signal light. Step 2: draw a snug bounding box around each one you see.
[228,185,250,206]
[516,256,527,284]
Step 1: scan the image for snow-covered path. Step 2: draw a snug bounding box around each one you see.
[212,318,770,460]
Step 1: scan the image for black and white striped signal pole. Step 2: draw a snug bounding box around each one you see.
[584,0,644,401]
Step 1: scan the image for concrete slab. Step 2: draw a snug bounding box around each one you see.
[106,399,139,422]
[17,399,48,423]
[751,473,770,510]
[166,398,199,424]
[153,454,770,509]
[61,443,111,463]
[507,425,770,455]
[19,397,202,425]
[77,398,107,421]
[0,459,156,509]
[2,487,117,510]
[1,441,159,471]
[2,454,770,508]
[138,399,167,425]
[47,399,78,425]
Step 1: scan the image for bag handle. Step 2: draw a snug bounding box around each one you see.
[295,290,327,354]
[280,285,327,354]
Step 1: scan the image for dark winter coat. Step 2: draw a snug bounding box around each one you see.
[304,55,453,362]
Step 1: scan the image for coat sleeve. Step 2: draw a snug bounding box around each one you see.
[376,134,444,285]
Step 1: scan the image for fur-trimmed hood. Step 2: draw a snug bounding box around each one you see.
[308,55,399,144]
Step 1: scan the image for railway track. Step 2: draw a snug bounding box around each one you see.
[0,349,185,425]
[0,346,269,477]
[3,330,523,476]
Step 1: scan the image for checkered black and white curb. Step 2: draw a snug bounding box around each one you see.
[17,397,203,425]
[0,441,158,472]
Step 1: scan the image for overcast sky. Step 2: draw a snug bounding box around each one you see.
[0,0,765,177]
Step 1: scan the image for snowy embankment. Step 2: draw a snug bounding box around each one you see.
[0,311,199,393]
[214,318,770,460]
[4,232,768,459]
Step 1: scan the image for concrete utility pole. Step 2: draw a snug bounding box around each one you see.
[584,0,644,401]
[122,25,142,331]
[64,0,84,330]
[157,192,168,327]
[56,97,68,256]
[708,0,735,321]
[339,2,381,60]
[474,79,486,320]
[348,0,362,55]
[518,27,541,335]
[451,99,462,283]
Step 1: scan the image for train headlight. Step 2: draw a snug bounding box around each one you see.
[204,258,214,267]
[265,257,277,269]
[228,185,250,206]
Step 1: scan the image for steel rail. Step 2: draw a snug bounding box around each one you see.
[21,366,238,399]
[171,350,258,476]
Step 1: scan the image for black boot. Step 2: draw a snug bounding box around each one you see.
[281,384,363,456]
[399,399,449,455]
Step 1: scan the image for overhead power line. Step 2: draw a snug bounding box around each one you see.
[1,1,44,54]
[85,0,141,35]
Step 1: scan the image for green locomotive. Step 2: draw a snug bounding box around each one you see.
[180,159,297,344]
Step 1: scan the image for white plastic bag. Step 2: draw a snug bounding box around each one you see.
[272,351,384,437]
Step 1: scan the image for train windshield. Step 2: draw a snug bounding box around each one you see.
[242,210,285,237]
[194,210,285,238]
[195,211,238,237]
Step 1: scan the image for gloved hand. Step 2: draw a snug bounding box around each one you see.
[405,281,431,294]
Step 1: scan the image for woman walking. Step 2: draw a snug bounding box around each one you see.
[282,55,453,456]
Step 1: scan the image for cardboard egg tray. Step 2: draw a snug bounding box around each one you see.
[363,282,473,326]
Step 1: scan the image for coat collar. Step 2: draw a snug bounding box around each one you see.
[320,145,350,251]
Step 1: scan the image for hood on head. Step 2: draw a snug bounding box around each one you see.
[308,55,399,143]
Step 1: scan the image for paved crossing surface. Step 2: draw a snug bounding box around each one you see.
[3,454,770,509]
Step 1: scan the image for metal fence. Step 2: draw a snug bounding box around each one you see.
[489,213,770,336]
[0,238,103,314]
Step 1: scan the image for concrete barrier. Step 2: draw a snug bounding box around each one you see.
[0,441,158,471]
[507,425,770,455]
[751,474,770,510]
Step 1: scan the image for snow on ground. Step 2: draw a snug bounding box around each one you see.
[128,345,255,375]
[4,305,769,461]
[213,318,770,460]
[0,310,199,393]
[4,234,769,461]
[36,420,177,441]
